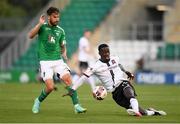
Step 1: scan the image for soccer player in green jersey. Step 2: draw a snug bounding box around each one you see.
[29,7,86,114]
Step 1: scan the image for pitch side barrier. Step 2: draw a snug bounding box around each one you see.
[136,72,180,84]
[0,71,36,83]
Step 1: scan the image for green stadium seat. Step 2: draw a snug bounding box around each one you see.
[157,43,180,60]
[157,46,164,59]
[178,44,180,59]
[165,43,175,60]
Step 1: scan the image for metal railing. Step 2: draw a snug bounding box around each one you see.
[109,22,164,41]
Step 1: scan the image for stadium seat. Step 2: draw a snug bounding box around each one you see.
[165,43,175,59]
[157,43,180,60]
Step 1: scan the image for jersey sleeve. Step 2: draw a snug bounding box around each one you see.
[59,29,66,45]
[115,56,121,64]
[115,56,126,72]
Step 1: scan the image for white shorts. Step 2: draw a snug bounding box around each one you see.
[40,59,70,81]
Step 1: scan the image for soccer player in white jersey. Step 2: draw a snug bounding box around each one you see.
[68,43,167,117]
[76,29,96,91]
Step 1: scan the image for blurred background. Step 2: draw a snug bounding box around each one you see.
[0,0,180,84]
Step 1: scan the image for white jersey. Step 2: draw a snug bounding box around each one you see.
[84,56,127,92]
[78,37,90,62]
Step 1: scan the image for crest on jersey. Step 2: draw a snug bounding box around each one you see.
[111,60,116,64]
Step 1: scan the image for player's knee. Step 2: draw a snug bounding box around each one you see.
[64,79,71,86]
[123,87,135,100]
[62,74,72,86]
[127,96,135,101]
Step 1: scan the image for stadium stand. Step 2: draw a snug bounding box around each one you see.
[0,37,14,53]
[0,18,27,53]
[61,0,117,57]
[11,0,117,71]
[12,41,38,71]
[109,41,159,71]
[157,43,180,60]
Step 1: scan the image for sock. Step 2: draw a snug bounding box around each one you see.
[146,110,155,116]
[66,86,79,105]
[72,74,80,84]
[130,98,139,113]
[87,76,96,91]
[38,89,50,102]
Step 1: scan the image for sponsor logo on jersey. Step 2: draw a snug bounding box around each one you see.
[48,35,55,43]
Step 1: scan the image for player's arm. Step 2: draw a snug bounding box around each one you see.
[118,63,126,72]
[60,41,68,60]
[72,75,88,90]
[28,14,45,39]
[118,64,134,80]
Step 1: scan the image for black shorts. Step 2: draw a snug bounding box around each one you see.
[112,80,137,109]
[79,61,88,70]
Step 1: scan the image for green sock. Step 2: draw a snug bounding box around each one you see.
[66,86,79,105]
[38,89,49,102]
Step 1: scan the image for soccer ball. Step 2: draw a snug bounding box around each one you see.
[93,86,107,100]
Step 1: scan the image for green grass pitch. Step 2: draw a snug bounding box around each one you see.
[0,83,180,123]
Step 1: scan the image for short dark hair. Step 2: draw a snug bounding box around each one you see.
[98,43,109,52]
[47,7,59,15]
[84,29,91,33]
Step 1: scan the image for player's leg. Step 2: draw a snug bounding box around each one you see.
[146,108,167,116]
[123,82,167,116]
[79,61,88,74]
[55,62,86,113]
[122,81,142,116]
[60,73,87,113]
[80,62,96,91]
[138,106,148,115]
[112,83,141,116]
[138,107,167,116]
[86,76,96,91]
[61,73,78,104]
[39,79,54,101]
[32,64,54,114]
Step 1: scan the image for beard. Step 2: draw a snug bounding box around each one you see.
[50,20,59,26]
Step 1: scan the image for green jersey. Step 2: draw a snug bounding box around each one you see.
[38,23,66,61]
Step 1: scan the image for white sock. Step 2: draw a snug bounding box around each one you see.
[72,74,80,84]
[130,98,139,113]
[87,76,96,91]
[146,110,155,116]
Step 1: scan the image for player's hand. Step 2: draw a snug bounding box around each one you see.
[125,71,134,80]
[62,88,75,97]
[39,14,46,25]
